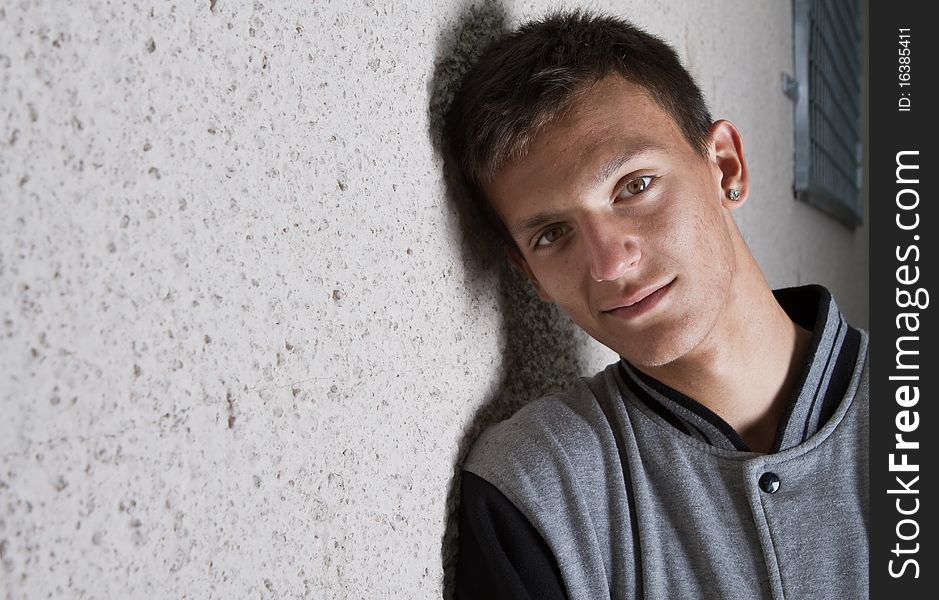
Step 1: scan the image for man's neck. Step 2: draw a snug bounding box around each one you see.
[637,279,813,454]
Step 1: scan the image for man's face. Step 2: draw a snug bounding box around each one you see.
[486,76,746,368]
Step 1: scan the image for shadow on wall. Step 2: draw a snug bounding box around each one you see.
[428,1,589,596]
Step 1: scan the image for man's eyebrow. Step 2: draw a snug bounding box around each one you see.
[593,143,661,187]
[511,211,566,239]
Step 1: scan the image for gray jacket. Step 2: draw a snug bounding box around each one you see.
[464,289,868,599]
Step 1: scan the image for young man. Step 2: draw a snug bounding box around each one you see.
[445,11,868,600]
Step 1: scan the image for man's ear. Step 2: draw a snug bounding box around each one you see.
[708,120,750,210]
[505,245,554,303]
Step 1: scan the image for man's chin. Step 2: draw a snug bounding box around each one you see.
[607,332,699,369]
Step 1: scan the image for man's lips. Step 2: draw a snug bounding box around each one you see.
[600,278,675,317]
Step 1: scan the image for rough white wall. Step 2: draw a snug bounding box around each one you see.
[0,1,868,598]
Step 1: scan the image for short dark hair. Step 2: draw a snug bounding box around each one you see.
[444,11,713,245]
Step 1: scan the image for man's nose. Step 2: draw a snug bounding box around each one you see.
[582,217,641,282]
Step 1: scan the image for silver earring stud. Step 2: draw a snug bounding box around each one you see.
[728,189,740,201]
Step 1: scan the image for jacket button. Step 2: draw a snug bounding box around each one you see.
[759,472,780,494]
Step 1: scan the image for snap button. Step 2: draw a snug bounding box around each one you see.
[759,472,780,494]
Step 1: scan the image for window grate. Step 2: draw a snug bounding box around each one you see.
[793,0,863,226]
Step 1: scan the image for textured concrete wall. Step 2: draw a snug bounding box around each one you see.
[0,1,867,598]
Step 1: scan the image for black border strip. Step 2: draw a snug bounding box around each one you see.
[870,0,936,595]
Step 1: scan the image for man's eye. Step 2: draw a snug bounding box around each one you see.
[535,225,567,247]
[619,175,654,197]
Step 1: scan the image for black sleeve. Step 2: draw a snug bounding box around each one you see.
[455,470,568,600]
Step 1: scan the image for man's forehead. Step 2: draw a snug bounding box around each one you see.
[491,129,668,199]
[484,76,700,223]
[557,75,670,127]
[521,79,683,160]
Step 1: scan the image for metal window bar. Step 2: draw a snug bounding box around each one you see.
[793,0,863,226]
